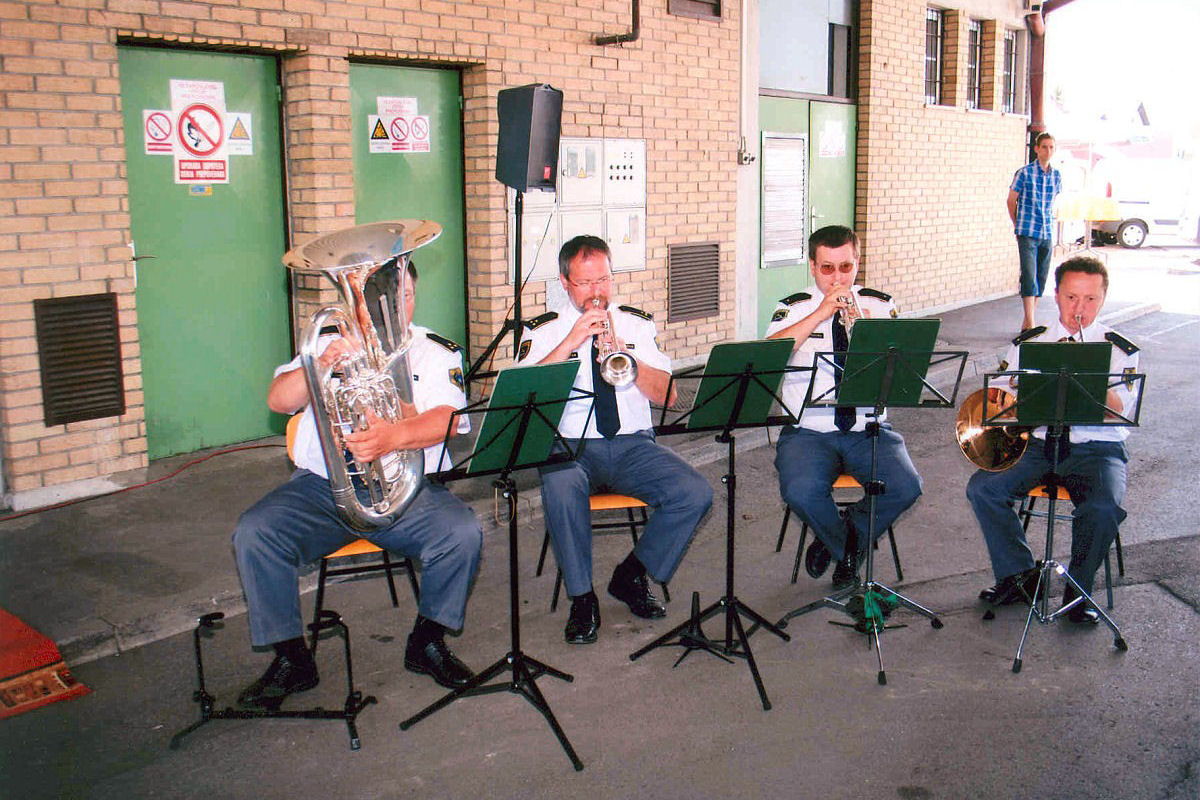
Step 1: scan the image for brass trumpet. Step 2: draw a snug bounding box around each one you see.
[954,386,1029,471]
[593,298,638,387]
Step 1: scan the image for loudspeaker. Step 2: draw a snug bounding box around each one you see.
[496,83,562,193]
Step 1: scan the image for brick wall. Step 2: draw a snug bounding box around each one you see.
[857,0,1028,315]
[0,0,739,501]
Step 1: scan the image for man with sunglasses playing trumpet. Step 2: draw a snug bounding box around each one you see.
[517,235,713,645]
[766,225,923,590]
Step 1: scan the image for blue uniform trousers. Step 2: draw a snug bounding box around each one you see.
[233,469,481,647]
[775,424,923,561]
[539,431,713,599]
[966,439,1127,594]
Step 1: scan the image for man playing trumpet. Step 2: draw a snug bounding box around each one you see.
[766,225,923,589]
[967,256,1140,624]
[518,235,713,644]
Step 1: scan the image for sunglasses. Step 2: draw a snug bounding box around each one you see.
[816,262,856,275]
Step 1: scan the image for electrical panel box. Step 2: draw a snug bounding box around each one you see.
[510,137,648,284]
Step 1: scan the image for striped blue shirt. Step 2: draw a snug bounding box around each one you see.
[1011,160,1062,240]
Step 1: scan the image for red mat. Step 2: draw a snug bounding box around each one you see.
[0,608,89,720]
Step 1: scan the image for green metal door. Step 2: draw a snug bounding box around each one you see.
[756,97,857,335]
[808,101,857,238]
[119,47,290,459]
[350,63,467,346]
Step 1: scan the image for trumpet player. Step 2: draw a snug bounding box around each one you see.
[766,225,922,590]
[967,256,1139,624]
[232,261,481,709]
[518,235,712,645]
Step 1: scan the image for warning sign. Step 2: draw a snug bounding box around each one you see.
[367,96,433,155]
[226,112,253,156]
[143,110,173,155]
[171,79,228,184]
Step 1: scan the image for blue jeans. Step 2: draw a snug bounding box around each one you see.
[539,431,713,598]
[966,440,1127,593]
[774,424,923,561]
[1016,235,1053,297]
[233,470,481,646]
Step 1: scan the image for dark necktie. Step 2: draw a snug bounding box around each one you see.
[832,314,855,433]
[591,337,620,438]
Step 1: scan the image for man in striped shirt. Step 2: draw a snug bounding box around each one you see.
[1008,132,1063,331]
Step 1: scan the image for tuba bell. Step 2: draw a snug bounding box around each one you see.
[283,220,442,531]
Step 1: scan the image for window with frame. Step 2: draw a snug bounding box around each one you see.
[924,8,945,105]
[1002,28,1019,113]
[966,19,983,109]
[669,0,720,21]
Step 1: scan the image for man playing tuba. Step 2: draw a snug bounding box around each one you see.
[232,260,481,710]
[517,235,713,645]
[967,256,1140,624]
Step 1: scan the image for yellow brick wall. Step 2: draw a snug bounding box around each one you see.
[0,0,739,497]
[857,0,1028,315]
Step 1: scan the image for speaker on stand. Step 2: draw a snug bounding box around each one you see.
[466,83,563,385]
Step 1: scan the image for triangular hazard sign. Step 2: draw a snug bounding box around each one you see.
[229,117,250,140]
[371,119,389,140]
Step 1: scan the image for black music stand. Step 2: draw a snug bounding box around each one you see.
[629,338,804,711]
[170,610,375,751]
[980,346,1145,673]
[399,360,588,771]
[776,319,968,685]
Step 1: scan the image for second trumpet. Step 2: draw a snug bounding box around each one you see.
[593,298,638,387]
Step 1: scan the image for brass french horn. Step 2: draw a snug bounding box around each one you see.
[954,386,1029,471]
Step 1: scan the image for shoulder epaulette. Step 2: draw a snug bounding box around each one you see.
[1012,326,1047,346]
[1105,331,1139,355]
[524,311,558,330]
[857,287,892,303]
[618,304,653,321]
[781,291,811,306]
[425,331,462,353]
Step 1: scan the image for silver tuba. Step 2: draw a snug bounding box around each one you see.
[283,220,441,531]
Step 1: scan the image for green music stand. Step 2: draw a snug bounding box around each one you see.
[402,359,588,771]
[632,338,807,711]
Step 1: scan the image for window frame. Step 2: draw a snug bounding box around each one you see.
[1002,28,1019,113]
[966,19,983,110]
[924,8,945,106]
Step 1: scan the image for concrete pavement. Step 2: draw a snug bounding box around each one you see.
[0,241,1197,799]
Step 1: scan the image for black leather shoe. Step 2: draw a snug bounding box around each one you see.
[804,539,832,579]
[608,570,667,619]
[404,635,475,689]
[832,550,859,590]
[564,592,601,644]
[980,566,1043,606]
[1062,586,1101,626]
[237,651,319,710]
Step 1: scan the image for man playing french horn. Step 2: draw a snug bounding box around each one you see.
[766,225,923,590]
[518,235,713,645]
[232,261,482,710]
[967,256,1139,624]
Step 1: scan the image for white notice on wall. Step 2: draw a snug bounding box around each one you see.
[171,79,229,184]
[818,119,847,159]
[143,109,173,155]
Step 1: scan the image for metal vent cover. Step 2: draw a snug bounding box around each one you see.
[668,242,720,322]
[34,292,126,427]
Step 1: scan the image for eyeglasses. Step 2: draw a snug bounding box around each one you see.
[816,262,857,275]
[567,276,612,289]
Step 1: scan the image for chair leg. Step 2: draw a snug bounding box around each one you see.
[552,569,563,613]
[1020,496,1035,533]
[1103,552,1114,610]
[887,525,903,582]
[380,551,401,608]
[791,518,809,585]
[776,504,791,553]
[310,559,330,653]
[402,557,420,602]
[536,529,551,577]
[1115,532,1125,577]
